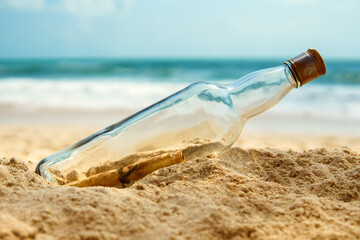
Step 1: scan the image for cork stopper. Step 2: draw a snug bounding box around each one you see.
[285,49,326,87]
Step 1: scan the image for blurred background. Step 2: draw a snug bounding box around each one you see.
[0,0,359,136]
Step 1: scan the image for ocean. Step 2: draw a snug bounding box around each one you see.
[0,58,359,121]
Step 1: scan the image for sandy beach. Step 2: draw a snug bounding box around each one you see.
[0,117,359,240]
[1,0,360,238]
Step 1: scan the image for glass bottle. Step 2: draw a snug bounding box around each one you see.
[36,49,326,184]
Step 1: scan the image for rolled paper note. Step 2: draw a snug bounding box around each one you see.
[66,150,185,188]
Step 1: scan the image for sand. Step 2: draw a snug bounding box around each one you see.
[0,124,359,239]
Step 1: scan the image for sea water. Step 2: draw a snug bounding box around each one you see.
[0,58,359,121]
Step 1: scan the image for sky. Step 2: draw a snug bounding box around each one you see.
[0,0,359,59]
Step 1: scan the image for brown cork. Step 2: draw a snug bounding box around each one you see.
[285,49,326,86]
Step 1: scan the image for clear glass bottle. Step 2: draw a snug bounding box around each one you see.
[36,49,326,185]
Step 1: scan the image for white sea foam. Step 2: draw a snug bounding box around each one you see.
[0,77,187,112]
[270,84,360,121]
[1,77,360,121]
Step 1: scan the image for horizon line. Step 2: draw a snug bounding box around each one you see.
[1,56,359,62]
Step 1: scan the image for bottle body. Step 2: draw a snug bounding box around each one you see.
[36,65,297,183]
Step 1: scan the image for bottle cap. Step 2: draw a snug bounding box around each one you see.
[285,49,326,87]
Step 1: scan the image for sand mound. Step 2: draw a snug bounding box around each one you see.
[0,147,359,239]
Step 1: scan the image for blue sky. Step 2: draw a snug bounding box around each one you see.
[0,0,359,59]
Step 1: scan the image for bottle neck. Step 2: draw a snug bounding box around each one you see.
[229,64,297,120]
